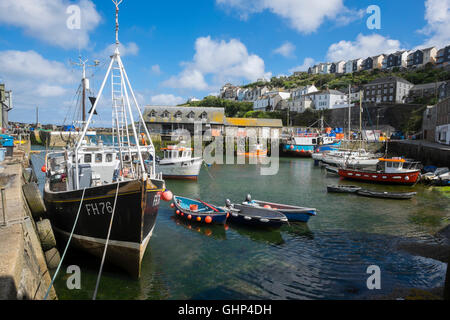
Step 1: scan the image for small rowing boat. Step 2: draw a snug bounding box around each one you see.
[356,189,417,200]
[327,185,362,194]
[172,196,228,224]
[224,200,288,228]
[240,195,316,223]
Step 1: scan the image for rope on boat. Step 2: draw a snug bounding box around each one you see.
[44,188,87,300]
[92,181,121,300]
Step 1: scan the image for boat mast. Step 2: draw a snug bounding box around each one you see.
[348,84,352,141]
[359,90,363,150]
[72,57,99,124]
[74,0,156,189]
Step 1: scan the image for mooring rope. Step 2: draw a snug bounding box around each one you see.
[44,188,87,300]
[92,181,121,300]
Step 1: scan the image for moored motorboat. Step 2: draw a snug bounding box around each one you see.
[240,195,316,223]
[338,158,421,185]
[327,185,362,194]
[356,189,417,200]
[157,144,203,180]
[224,200,288,228]
[171,196,228,224]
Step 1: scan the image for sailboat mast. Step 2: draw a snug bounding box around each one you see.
[82,63,86,123]
[348,84,351,141]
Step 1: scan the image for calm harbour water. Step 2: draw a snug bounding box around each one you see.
[32,149,449,300]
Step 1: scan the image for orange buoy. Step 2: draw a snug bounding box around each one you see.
[205,216,212,224]
[161,190,173,202]
[170,203,175,208]
[41,166,47,173]
[196,217,202,222]
[264,205,272,209]
[188,215,192,220]
[181,213,184,217]
[176,210,180,215]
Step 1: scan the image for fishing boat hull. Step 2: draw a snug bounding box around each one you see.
[172,196,228,225]
[157,158,202,180]
[356,189,417,200]
[282,144,315,157]
[43,178,165,278]
[338,168,421,185]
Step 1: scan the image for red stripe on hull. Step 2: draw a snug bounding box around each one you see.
[163,175,198,180]
[338,169,420,185]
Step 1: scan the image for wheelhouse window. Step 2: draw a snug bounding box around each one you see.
[95,154,103,163]
[84,154,92,163]
[106,154,113,163]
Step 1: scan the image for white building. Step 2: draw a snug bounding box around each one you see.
[305,90,349,110]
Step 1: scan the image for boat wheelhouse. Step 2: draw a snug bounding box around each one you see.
[157,145,203,180]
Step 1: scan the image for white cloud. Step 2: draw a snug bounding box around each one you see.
[99,42,139,59]
[0,0,101,49]
[163,36,271,91]
[289,57,315,73]
[0,50,79,123]
[326,33,402,61]
[417,0,450,49]
[273,42,296,58]
[151,64,161,75]
[150,94,185,106]
[216,0,363,34]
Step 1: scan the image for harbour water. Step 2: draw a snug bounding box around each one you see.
[31,149,449,300]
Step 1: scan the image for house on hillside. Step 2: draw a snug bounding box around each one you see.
[363,76,413,104]
[407,47,437,68]
[436,45,450,69]
[0,84,13,131]
[305,89,348,110]
[330,61,346,74]
[385,51,409,69]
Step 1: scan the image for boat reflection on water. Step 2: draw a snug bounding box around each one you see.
[282,223,315,241]
[170,216,227,240]
[226,223,285,246]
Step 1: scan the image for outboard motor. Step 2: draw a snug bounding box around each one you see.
[246,194,252,202]
[225,199,232,208]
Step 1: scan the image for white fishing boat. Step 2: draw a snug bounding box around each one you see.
[321,149,381,168]
[157,145,203,180]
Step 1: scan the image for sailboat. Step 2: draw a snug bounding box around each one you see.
[317,88,381,168]
[43,1,166,278]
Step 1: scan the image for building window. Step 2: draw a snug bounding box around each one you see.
[162,111,170,118]
[200,112,208,120]
[84,154,92,163]
[174,111,182,119]
[187,111,195,119]
[149,110,156,118]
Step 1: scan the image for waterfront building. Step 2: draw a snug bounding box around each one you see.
[363,76,414,104]
[143,105,225,136]
[436,97,450,145]
[224,117,283,139]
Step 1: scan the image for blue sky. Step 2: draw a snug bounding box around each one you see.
[0,0,449,125]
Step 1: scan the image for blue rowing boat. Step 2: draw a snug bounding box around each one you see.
[172,196,228,224]
[241,195,317,223]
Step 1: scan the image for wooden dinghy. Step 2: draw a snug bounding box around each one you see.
[172,196,228,224]
[356,189,417,200]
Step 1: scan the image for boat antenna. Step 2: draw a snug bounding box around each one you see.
[113,0,123,47]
